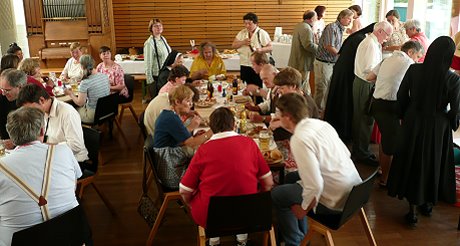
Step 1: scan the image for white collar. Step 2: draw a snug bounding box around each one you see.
[209,131,238,140]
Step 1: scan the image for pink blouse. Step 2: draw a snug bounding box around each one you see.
[96,62,129,98]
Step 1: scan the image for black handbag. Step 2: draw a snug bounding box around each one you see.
[137,156,160,228]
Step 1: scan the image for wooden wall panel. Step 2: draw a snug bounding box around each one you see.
[112,0,352,53]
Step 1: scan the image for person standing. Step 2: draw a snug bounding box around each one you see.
[366,41,424,187]
[323,23,376,142]
[271,93,361,246]
[351,21,393,166]
[232,12,272,88]
[144,18,171,99]
[288,10,318,96]
[313,5,326,41]
[387,36,460,225]
[313,9,354,111]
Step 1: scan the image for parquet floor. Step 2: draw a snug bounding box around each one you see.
[80,84,460,245]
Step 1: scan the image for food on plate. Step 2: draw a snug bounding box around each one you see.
[234,96,250,104]
[222,49,238,54]
[195,98,217,108]
[247,126,264,137]
[270,149,282,160]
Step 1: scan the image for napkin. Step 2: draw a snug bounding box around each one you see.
[115,54,122,62]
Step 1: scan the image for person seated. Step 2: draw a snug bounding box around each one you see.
[18,58,55,96]
[158,65,189,94]
[243,52,269,104]
[60,42,84,82]
[0,54,20,73]
[64,55,110,124]
[154,50,184,97]
[17,84,89,164]
[0,107,82,246]
[271,93,362,246]
[96,46,129,103]
[0,69,27,148]
[189,41,226,80]
[179,107,274,246]
[154,84,212,149]
[6,42,23,61]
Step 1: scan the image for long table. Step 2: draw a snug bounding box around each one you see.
[115,54,241,74]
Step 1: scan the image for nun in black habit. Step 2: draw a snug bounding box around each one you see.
[323,23,376,142]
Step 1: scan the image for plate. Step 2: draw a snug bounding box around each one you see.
[234,95,250,104]
[55,92,65,97]
[253,138,277,151]
[195,101,216,108]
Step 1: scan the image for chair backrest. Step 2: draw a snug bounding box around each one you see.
[123,74,135,103]
[143,135,168,197]
[94,93,119,125]
[337,168,380,228]
[205,191,273,238]
[138,110,147,140]
[82,126,101,173]
[11,205,93,246]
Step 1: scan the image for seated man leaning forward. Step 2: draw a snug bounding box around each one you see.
[154,84,212,148]
[271,93,362,246]
[0,107,82,245]
[179,107,274,246]
[17,84,89,163]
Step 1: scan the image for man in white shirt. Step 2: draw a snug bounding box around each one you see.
[0,107,82,245]
[351,21,393,166]
[232,12,272,89]
[271,93,362,246]
[366,41,424,186]
[17,84,89,163]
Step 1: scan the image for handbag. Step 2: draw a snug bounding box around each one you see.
[137,153,160,228]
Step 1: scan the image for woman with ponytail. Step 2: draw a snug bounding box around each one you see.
[64,54,110,123]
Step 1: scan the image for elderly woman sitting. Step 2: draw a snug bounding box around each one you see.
[189,42,226,80]
[60,42,84,82]
[19,58,54,96]
[64,55,110,124]
[96,46,129,102]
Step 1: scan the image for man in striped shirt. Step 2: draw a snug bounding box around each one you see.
[313,9,354,111]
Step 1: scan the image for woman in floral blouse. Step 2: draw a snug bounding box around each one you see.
[383,10,409,58]
[96,46,129,102]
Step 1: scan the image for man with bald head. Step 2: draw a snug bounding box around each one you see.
[288,10,318,95]
[351,21,393,166]
[245,64,279,124]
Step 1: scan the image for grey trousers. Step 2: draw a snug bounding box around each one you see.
[351,76,374,159]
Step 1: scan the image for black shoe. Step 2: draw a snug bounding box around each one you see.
[418,203,433,217]
[357,156,379,167]
[405,212,418,226]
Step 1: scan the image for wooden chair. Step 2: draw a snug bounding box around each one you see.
[144,136,184,245]
[84,93,130,151]
[118,74,138,125]
[77,126,116,215]
[198,192,276,246]
[11,205,93,246]
[300,169,380,246]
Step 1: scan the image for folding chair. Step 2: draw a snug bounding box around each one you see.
[300,169,380,246]
[11,205,93,246]
[118,74,138,124]
[144,136,185,245]
[198,192,276,246]
[77,126,116,215]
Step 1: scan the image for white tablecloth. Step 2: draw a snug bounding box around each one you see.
[116,55,241,74]
[271,42,291,68]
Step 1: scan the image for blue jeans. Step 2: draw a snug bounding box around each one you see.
[271,182,307,246]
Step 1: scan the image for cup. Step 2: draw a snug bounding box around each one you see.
[0,140,5,157]
[259,130,271,151]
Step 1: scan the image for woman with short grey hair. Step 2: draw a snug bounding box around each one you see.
[64,54,110,123]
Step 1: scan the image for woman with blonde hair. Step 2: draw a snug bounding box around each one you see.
[60,42,84,82]
[19,58,54,95]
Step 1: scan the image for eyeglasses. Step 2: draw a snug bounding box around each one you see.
[381,28,390,37]
[1,88,13,95]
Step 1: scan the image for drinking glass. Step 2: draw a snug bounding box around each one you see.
[189,40,195,49]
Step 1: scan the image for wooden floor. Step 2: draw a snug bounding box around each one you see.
[81,84,460,245]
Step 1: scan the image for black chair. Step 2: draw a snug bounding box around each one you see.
[300,169,379,246]
[138,110,147,140]
[118,74,138,125]
[85,93,129,150]
[77,126,116,215]
[144,136,184,245]
[198,192,276,246]
[11,205,93,246]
